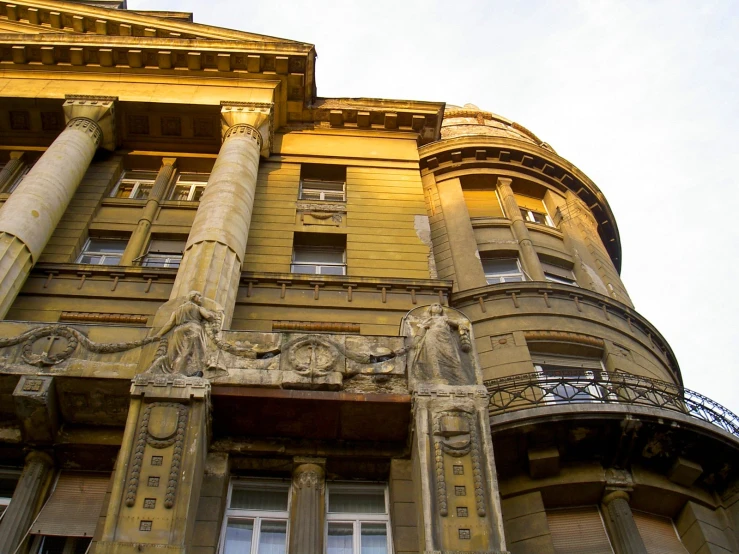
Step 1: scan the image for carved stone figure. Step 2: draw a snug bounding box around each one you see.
[153,291,223,376]
[410,303,474,385]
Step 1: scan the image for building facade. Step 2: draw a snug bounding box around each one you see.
[0,1,738,553]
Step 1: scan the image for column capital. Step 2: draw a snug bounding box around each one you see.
[220,101,274,158]
[63,95,117,151]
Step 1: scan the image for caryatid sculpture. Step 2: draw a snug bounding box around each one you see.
[150,291,223,377]
[403,303,480,387]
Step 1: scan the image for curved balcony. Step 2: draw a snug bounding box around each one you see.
[485,371,739,439]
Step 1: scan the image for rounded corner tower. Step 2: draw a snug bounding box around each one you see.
[418,102,739,553]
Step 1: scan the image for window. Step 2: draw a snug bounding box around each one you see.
[632,511,689,554]
[291,233,346,276]
[0,471,19,521]
[547,506,614,554]
[141,239,186,268]
[169,173,209,201]
[220,480,290,554]
[299,164,346,202]
[482,257,525,284]
[514,193,554,227]
[3,163,31,193]
[29,472,108,554]
[326,484,392,554]
[461,175,504,218]
[110,170,157,199]
[76,238,127,266]
[532,354,608,404]
[542,261,577,286]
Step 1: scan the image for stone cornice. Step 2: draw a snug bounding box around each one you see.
[419,135,622,271]
[452,281,681,385]
[0,0,313,44]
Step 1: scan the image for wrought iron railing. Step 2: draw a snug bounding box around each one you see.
[484,371,739,437]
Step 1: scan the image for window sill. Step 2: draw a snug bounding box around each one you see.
[524,221,564,239]
[470,217,510,228]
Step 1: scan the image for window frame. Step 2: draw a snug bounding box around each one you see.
[541,262,578,286]
[519,206,554,227]
[168,173,209,202]
[481,257,526,284]
[76,238,127,266]
[325,483,393,554]
[532,355,609,404]
[299,178,346,202]
[31,535,92,554]
[219,478,291,554]
[109,170,158,200]
[291,245,347,276]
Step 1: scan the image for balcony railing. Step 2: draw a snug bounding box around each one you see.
[484,371,739,437]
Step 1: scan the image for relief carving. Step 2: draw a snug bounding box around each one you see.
[404,304,478,387]
[148,291,223,377]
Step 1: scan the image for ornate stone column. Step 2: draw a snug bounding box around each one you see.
[169,102,273,327]
[404,305,508,553]
[120,158,177,266]
[0,451,54,554]
[0,96,116,319]
[0,151,25,192]
[97,376,210,554]
[435,177,488,291]
[289,458,325,554]
[601,470,647,554]
[495,177,545,281]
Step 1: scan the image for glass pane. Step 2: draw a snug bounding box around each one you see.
[327,522,354,554]
[101,255,121,266]
[170,185,191,201]
[114,184,135,198]
[142,257,167,268]
[293,248,343,264]
[230,487,289,511]
[530,211,548,225]
[133,184,152,199]
[39,536,67,554]
[73,537,92,554]
[501,275,524,282]
[361,523,388,554]
[329,490,386,514]
[224,519,254,554]
[191,186,205,202]
[257,520,287,554]
[87,239,126,253]
[291,264,318,274]
[482,258,519,275]
[319,265,346,275]
[78,255,102,265]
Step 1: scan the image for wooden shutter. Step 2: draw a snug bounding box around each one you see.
[547,506,614,554]
[462,188,504,218]
[514,193,546,213]
[633,511,689,554]
[31,472,109,537]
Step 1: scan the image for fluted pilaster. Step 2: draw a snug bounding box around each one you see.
[602,491,648,554]
[120,158,177,265]
[0,451,54,554]
[496,177,545,281]
[0,153,24,192]
[288,460,325,554]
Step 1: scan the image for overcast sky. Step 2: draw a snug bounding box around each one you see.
[129,0,739,414]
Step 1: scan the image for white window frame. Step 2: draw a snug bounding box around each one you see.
[141,253,182,268]
[541,262,578,286]
[299,179,346,202]
[76,238,127,266]
[482,257,526,284]
[168,173,209,202]
[109,170,158,199]
[533,356,609,404]
[325,483,393,554]
[520,207,554,227]
[291,246,347,276]
[219,479,291,554]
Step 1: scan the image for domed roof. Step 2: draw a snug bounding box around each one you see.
[442,103,554,152]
